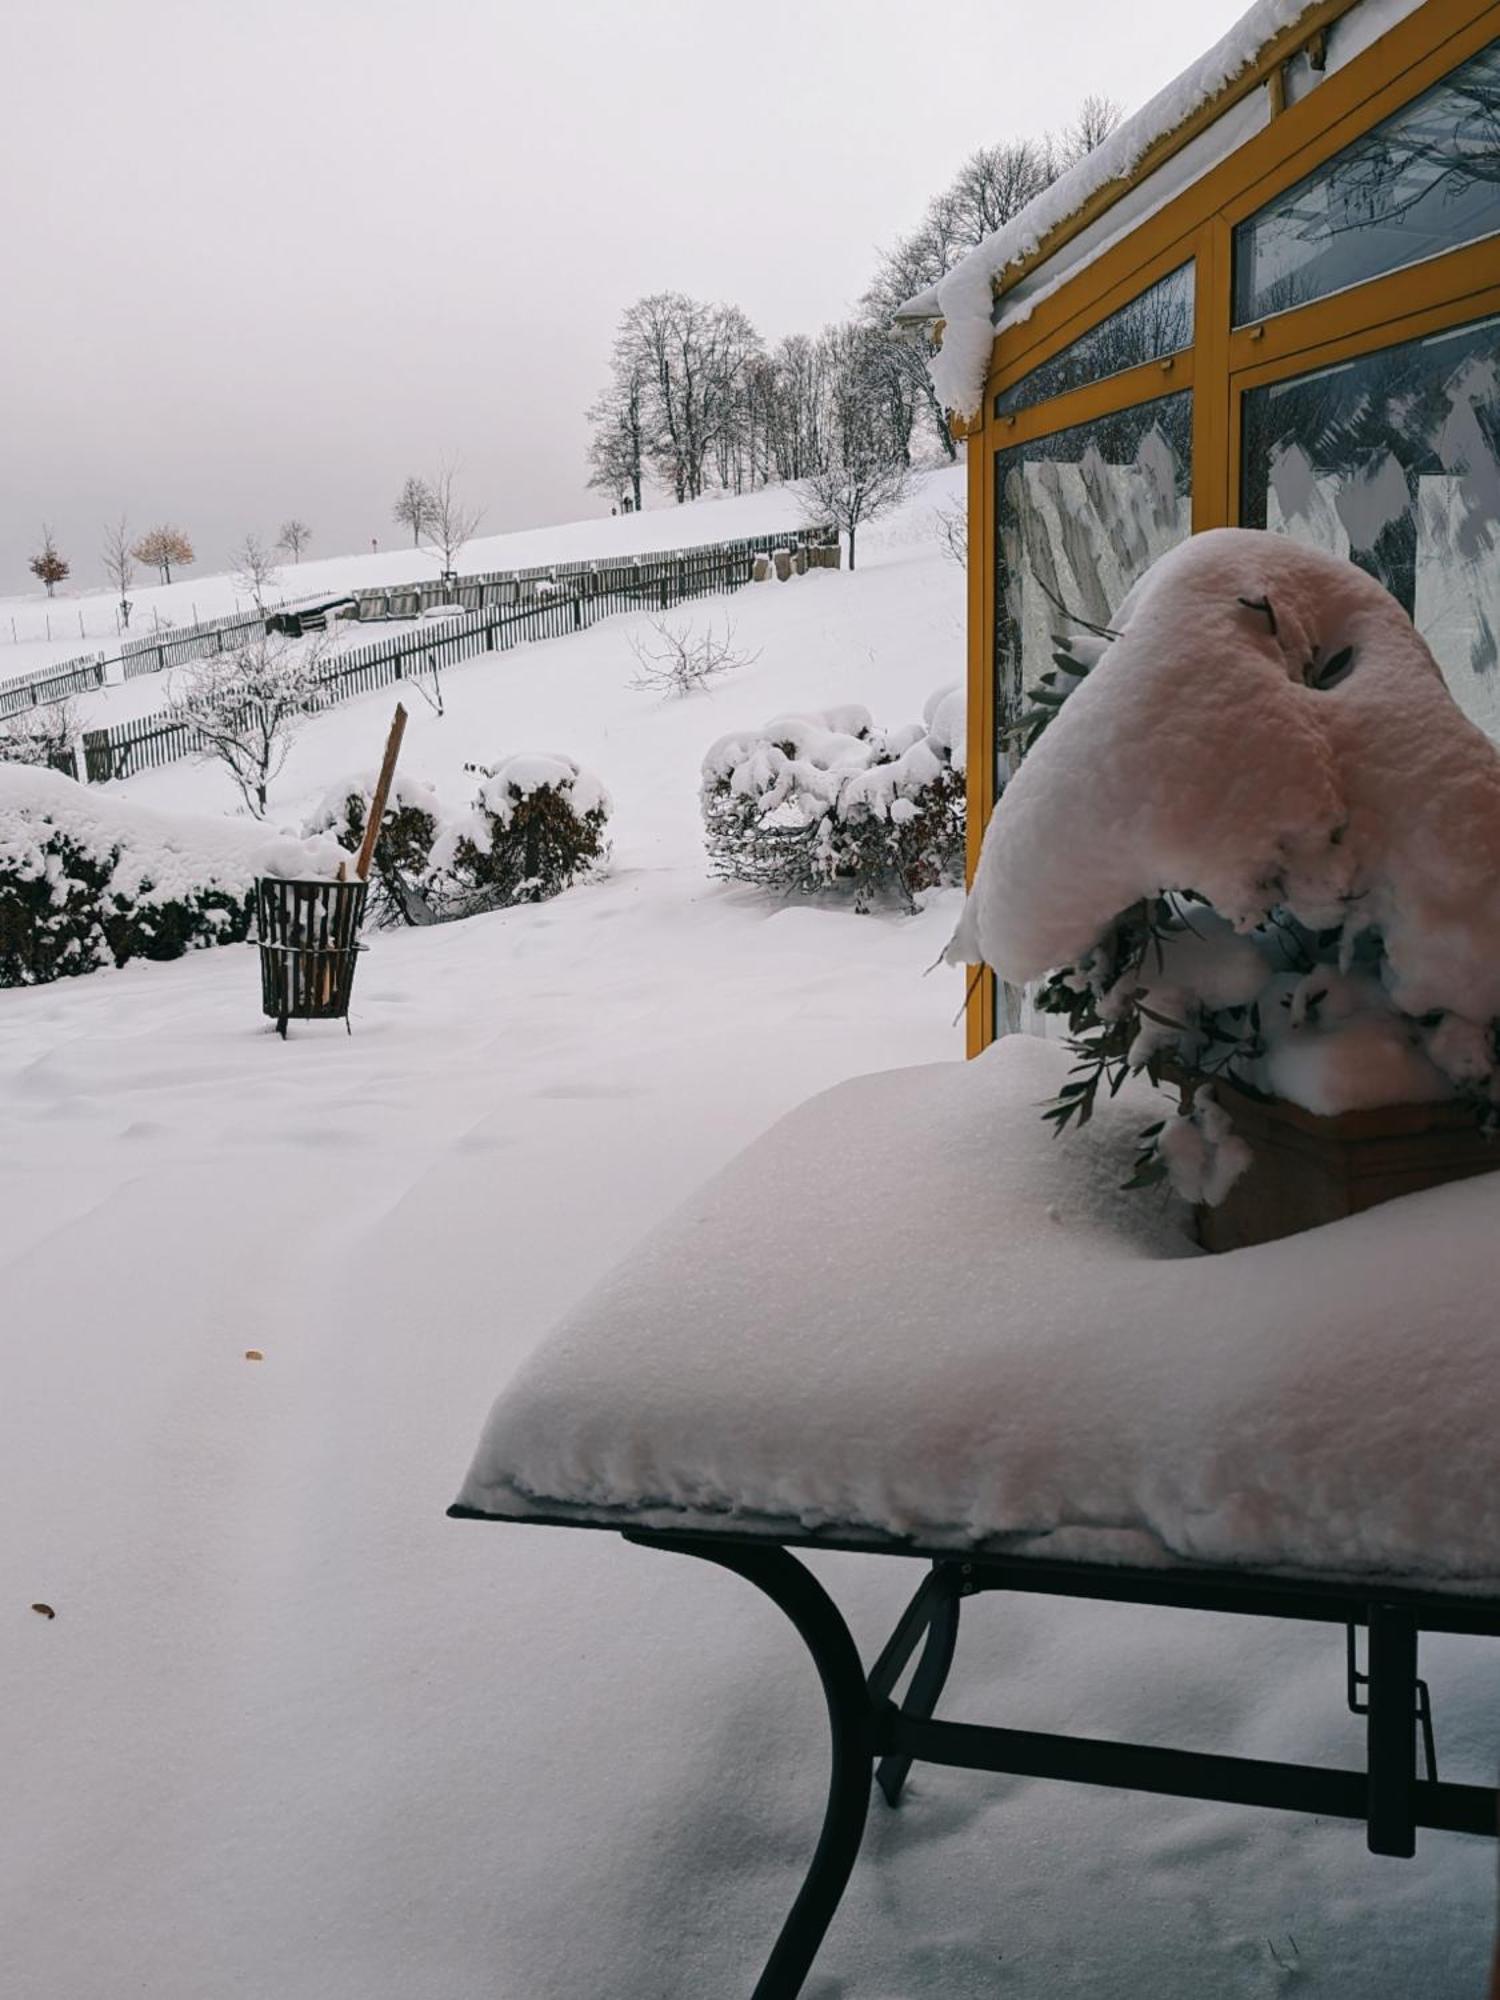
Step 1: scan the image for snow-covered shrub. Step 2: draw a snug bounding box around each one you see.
[947,529,1500,1203]
[436,755,612,914]
[701,689,965,911]
[304,770,443,926]
[0,699,80,772]
[0,764,341,987]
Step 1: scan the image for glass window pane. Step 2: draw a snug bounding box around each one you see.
[995,263,1194,417]
[1241,314,1500,735]
[1234,40,1500,324]
[995,390,1192,778]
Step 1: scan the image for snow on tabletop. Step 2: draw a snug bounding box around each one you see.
[0,761,343,900]
[921,0,1422,419]
[455,1033,1500,1588]
[947,530,1500,1115]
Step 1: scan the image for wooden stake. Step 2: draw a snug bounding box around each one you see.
[354,704,408,883]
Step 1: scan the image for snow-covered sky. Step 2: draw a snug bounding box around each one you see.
[4,0,1245,595]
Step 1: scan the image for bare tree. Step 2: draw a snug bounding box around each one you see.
[626,616,759,696]
[232,533,280,612]
[587,347,648,514]
[277,518,312,562]
[393,476,432,547]
[802,324,914,571]
[101,515,135,629]
[421,469,484,594]
[1055,94,1123,171]
[933,497,968,567]
[132,525,195,585]
[29,527,69,598]
[861,100,1121,456]
[170,635,326,816]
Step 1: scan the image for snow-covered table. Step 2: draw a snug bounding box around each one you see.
[452,1037,1500,1997]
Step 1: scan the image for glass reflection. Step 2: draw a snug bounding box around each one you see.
[1234,40,1500,323]
[995,391,1192,776]
[996,264,1194,417]
[1242,315,1500,734]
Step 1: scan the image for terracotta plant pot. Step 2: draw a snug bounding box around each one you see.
[1195,1076,1500,1253]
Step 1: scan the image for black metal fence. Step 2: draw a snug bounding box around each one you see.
[79,527,831,786]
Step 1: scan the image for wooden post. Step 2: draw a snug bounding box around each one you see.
[353,703,408,882]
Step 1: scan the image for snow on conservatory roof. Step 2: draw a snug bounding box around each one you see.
[901,0,1425,420]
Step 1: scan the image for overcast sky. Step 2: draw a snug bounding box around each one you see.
[3,0,1247,597]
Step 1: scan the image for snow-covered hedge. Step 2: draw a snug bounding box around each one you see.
[701,687,965,910]
[0,763,341,988]
[305,755,612,923]
[947,529,1500,1202]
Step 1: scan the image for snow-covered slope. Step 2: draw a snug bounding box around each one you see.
[3,469,1495,1998]
[0,482,832,676]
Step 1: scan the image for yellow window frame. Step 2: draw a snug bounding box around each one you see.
[964,0,1500,1055]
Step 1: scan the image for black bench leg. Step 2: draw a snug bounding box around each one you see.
[624,1533,873,2000]
[1367,1603,1418,1857]
[877,1579,961,1808]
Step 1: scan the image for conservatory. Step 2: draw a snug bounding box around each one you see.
[897,0,1500,1055]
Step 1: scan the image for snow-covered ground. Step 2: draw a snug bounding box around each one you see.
[4,470,1495,1998]
[0,484,829,680]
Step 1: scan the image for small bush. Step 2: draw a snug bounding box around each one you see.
[304,770,443,926]
[437,755,612,915]
[0,699,80,771]
[700,688,965,911]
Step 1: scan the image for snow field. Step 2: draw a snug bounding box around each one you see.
[0,482,834,678]
[3,468,1496,1997]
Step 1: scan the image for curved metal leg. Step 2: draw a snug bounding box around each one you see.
[624,1532,874,2000]
[876,1584,961,1808]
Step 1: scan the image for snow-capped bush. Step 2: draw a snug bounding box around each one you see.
[304,769,444,927]
[0,764,342,987]
[0,700,80,772]
[701,690,965,911]
[947,529,1500,1202]
[436,755,612,915]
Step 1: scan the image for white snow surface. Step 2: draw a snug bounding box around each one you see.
[456,1034,1500,1586]
[6,474,1498,1998]
[950,530,1500,1109]
[922,0,1422,417]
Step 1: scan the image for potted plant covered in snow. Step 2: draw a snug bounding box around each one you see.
[947,528,1500,1249]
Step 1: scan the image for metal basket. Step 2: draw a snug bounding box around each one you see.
[255,877,368,1038]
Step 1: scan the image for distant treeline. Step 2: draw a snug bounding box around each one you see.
[585,97,1120,511]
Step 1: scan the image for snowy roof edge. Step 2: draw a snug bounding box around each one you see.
[897,0,1404,418]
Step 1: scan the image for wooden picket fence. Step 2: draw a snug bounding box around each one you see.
[79,528,831,786]
[0,654,108,720]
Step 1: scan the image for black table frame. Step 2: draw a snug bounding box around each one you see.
[449,1507,1500,1999]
